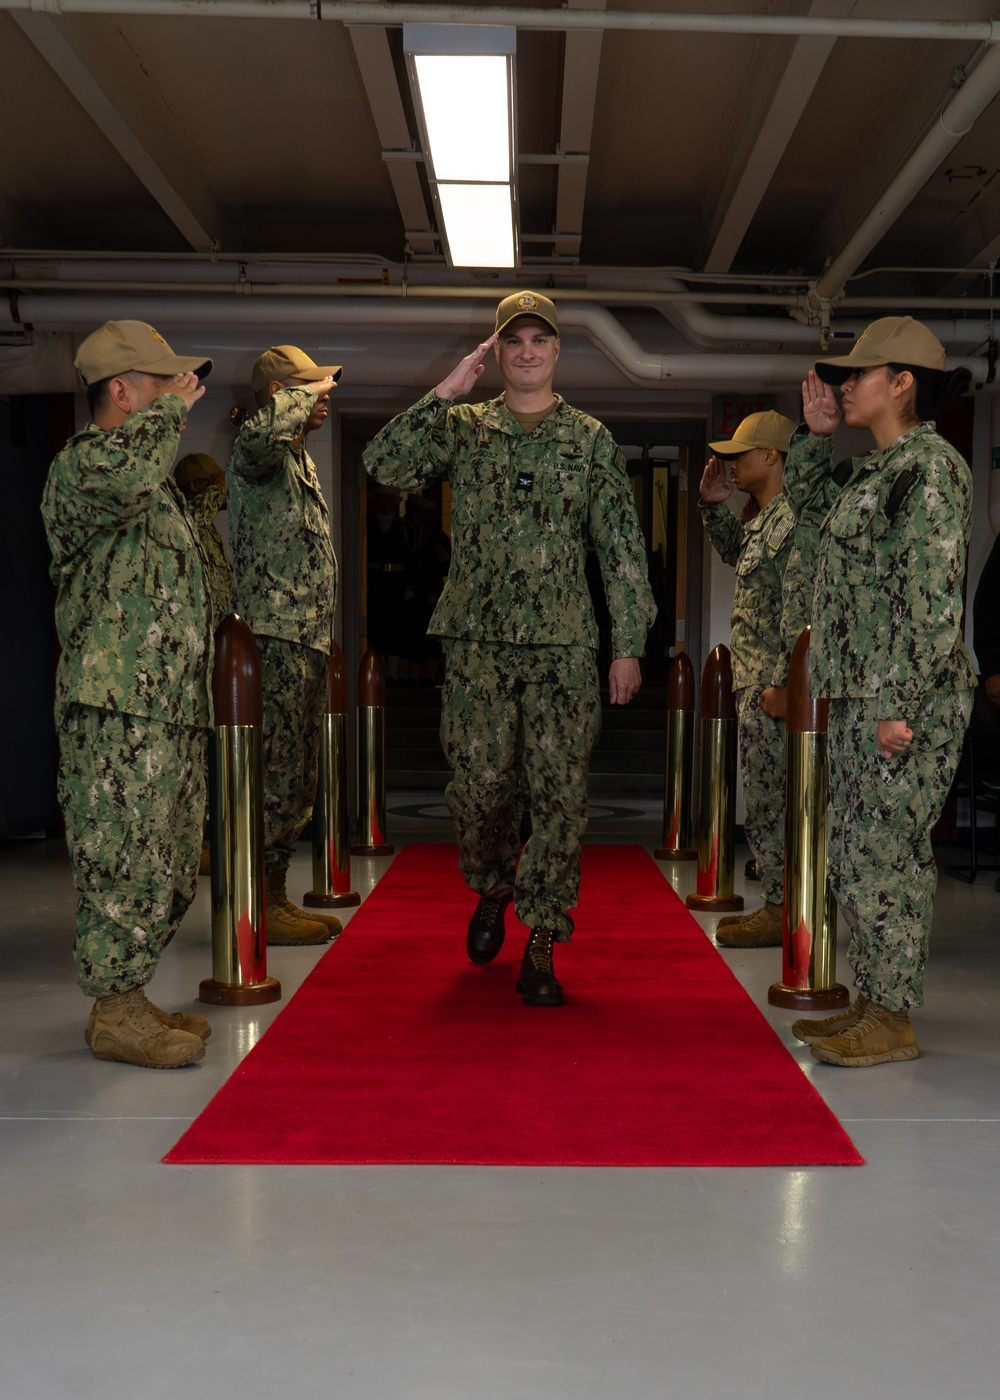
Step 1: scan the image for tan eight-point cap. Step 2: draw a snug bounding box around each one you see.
[709,410,796,456]
[251,345,344,395]
[74,320,213,387]
[814,316,946,385]
[495,291,559,337]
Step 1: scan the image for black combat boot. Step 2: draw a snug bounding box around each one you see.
[515,928,566,1007]
[467,888,514,964]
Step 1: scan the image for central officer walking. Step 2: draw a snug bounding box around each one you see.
[364,292,656,1006]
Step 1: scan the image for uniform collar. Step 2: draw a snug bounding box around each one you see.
[481,393,568,435]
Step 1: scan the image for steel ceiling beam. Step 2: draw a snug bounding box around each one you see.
[10,10,237,253]
[552,0,605,261]
[702,0,849,274]
[347,24,437,256]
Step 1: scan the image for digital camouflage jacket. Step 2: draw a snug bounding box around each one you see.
[363,391,656,657]
[227,386,336,655]
[41,394,213,727]
[698,492,797,691]
[185,482,234,625]
[782,423,977,710]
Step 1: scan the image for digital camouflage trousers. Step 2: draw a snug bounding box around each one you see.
[440,640,602,938]
[827,689,972,1011]
[736,687,787,907]
[58,704,207,997]
[256,635,329,879]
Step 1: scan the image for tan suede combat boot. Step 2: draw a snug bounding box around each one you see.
[84,992,211,1048]
[296,905,343,937]
[87,988,206,1068]
[265,869,338,945]
[811,1004,920,1068]
[791,994,867,1045]
[715,902,783,947]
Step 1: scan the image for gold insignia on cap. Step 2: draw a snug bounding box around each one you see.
[150,327,169,348]
[516,293,538,311]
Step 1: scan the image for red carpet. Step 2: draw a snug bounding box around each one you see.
[164,845,862,1167]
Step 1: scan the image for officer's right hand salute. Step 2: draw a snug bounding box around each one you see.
[699,455,734,503]
[157,371,206,413]
[435,334,499,401]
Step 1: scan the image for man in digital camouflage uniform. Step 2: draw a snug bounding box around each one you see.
[41,319,214,1069]
[697,411,798,948]
[364,292,656,1006]
[227,346,342,945]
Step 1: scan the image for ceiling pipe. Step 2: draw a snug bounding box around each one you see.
[8,254,1000,316]
[4,261,996,360]
[815,45,1000,304]
[2,3,999,42]
[593,273,997,351]
[5,261,998,352]
[7,292,991,388]
[6,273,1000,323]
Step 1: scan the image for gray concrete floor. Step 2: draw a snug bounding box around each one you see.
[2,799,998,1400]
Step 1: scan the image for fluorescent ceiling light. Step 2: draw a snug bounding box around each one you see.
[413,56,510,182]
[437,184,516,269]
[404,24,518,269]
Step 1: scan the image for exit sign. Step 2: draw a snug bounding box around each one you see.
[713,396,774,439]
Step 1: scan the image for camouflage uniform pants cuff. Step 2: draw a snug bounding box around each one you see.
[79,976,150,999]
[524,912,575,942]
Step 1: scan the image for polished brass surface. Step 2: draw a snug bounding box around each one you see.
[657,708,695,859]
[352,706,394,855]
[779,731,841,993]
[768,632,847,1009]
[209,725,268,988]
[687,716,742,910]
[306,713,360,905]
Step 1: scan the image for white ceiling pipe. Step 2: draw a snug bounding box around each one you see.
[0,254,810,294]
[8,255,1000,318]
[320,7,1000,42]
[6,254,1000,298]
[2,3,998,42]
[4,290,784,383]
[596,273,994,349]
[9,291,991,387]
[653,298,995,352]
[6,266,998,352]
[0,1,315,15]
[3,277,808,309]
[815,44,1000,303]
[11,278,995,353]
[7,271,1000,324]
